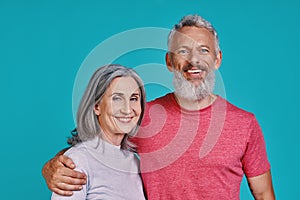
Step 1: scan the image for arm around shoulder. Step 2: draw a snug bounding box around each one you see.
[42,148,87,196]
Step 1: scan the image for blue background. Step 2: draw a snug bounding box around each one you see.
[0,0,299,199]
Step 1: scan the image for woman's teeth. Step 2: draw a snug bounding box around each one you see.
[117,117,132,122]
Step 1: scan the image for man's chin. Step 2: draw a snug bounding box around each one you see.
[173,70,214,101]
[186,79,203,87]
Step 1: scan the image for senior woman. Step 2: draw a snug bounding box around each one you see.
[51,64,146,200]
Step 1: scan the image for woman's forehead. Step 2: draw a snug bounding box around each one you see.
[107,76,140,94]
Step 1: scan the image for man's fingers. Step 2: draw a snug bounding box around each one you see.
[52,187,74,197]
[58,155,76,169]
[43,153,87,195]
[49,173,86,196]
[56,181,84,191]
[58,167,87,180]
[55,170,87,185]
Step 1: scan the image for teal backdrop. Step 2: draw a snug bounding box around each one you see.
[0,0,299,199]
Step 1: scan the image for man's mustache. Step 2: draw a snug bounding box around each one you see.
[182,64,208,72]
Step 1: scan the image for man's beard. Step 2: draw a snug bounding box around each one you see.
[173,70,215,101]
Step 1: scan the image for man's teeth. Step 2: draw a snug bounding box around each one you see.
[187,69,202,73]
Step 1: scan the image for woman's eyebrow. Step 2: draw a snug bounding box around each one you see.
[131,93,140,96]
[111,92,140,96]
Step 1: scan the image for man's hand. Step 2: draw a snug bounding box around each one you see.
[42,152,87,196]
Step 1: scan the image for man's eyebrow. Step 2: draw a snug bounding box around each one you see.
[176,45,190,49]
[198,44,210,48]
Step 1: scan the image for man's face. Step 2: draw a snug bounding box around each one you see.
[166,26,222,87]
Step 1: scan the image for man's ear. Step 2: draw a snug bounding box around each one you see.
[165,52,174,72]
[214,50,222,70]
[94,103,101,116]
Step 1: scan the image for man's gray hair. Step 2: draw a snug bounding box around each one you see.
[68,64,146,151]
[168,14,220,55]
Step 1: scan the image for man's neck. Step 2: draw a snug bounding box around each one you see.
[174,93,217,111]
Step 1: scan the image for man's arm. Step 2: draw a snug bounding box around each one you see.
[42,148,87,196]
[247,170,275,200]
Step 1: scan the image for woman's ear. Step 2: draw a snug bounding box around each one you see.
[94,104,101,116]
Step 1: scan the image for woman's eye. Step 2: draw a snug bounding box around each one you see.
[112,96,122,101]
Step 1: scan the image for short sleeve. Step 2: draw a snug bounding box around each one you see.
[242,117,271,177]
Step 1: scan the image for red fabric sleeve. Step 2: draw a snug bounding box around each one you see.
[242,117,271,177]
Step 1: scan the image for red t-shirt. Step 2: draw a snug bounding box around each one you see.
[133,93,270,200]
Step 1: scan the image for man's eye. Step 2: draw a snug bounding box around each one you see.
[177,49,189,55]
[200,48,209,54]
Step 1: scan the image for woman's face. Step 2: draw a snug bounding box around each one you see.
[94,76,142,141]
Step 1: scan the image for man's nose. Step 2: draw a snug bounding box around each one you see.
[189,50,201,66]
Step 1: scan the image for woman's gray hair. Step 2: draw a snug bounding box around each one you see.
[68,64,146,151]
[168,14,220,55]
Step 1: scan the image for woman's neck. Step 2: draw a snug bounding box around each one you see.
[101,132,124,146]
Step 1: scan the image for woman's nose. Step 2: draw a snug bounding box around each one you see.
[120,101,132,114]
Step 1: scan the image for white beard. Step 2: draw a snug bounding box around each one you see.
[173,70,215,101]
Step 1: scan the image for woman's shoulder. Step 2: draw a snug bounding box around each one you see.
[63,143,92,171]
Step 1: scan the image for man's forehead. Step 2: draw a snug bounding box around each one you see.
[169,27,215,50]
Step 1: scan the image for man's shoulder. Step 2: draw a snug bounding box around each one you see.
[221,97,256,120]
[147,93,173,106]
